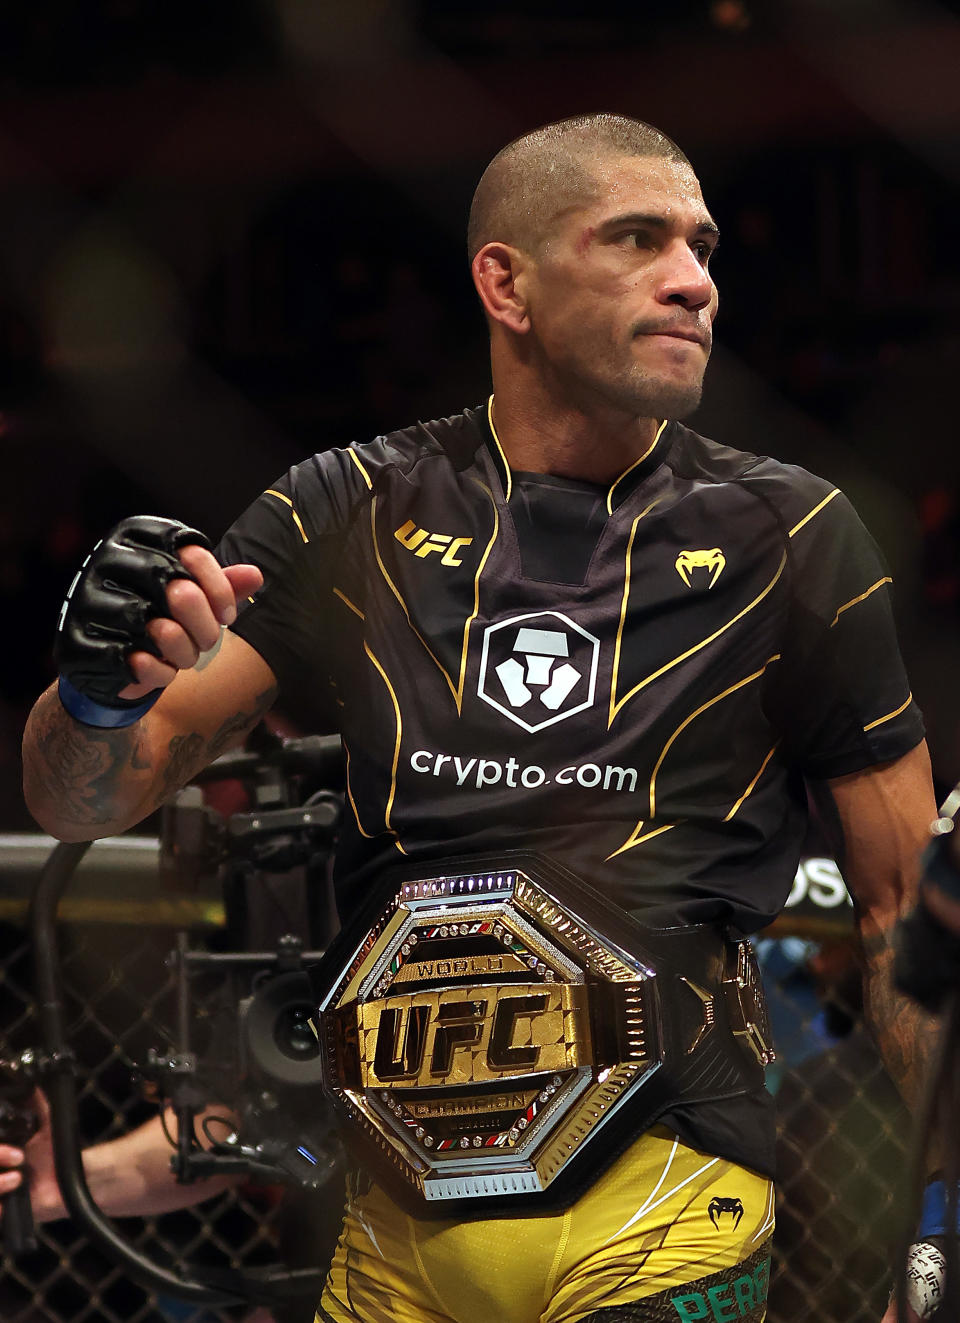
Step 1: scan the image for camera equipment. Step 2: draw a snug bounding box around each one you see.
[23,727,347,1308]
[0,1051,40,1255]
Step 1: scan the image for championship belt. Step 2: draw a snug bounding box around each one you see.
[314,854,773,1214]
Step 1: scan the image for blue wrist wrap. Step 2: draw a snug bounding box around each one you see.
[919,1180,960,1238]
[58,675,162,729]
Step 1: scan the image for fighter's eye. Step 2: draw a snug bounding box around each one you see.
[692,240,716,266]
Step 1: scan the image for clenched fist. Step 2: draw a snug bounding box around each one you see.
[55,516,262,727]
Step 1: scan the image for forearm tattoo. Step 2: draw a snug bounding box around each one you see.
[28,688,146,828]
[154,684,278,808]
[26,683,277,831]
[860,924,939,1111]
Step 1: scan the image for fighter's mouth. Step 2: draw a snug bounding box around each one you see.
[638,327,708,347]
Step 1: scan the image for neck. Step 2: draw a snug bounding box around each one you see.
[488,370,661,486]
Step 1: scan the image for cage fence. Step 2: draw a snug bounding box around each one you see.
[0,915,291,1323]
[0,838,910,1323]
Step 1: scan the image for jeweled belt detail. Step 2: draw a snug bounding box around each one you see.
[315,858,772,1211]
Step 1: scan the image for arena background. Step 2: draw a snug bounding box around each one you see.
[1,2,959,1320]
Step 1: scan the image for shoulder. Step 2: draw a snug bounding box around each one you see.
[287,406,486,508]
[668,422,846,535]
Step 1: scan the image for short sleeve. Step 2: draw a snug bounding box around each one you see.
[216,452,362,720]
[761,473,924,778]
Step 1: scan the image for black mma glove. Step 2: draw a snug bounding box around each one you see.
[55,516,212,728]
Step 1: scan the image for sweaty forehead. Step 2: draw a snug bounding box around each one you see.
[570,154,709,226]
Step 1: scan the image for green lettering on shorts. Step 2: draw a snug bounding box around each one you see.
[669,1252,771,1322]
[706,1284,738,1323]
[671,1293,710,1321]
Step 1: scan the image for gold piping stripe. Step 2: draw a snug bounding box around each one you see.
[459,479,500,705]
[487,394,512,502]
[724,743,779,823]
[343,740,374,840]
[648,655,781,818]
[363,641,404,842]
[265,489,309,545]
[829,577,892,629]
[605,821,677,862]
[369,490,498,715]
[370,497,460,708]
[612,660,780,860]
[606,420,667,515]
[347,447,373,489]
[788,487,840,538]
[863,692,913,733]
[332,587,365,620]
[607,499,666,728]
[610,552,787,724]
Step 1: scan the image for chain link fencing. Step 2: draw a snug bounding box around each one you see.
[0,837,911,1323]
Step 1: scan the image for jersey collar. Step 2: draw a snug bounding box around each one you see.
[482,395,673,513]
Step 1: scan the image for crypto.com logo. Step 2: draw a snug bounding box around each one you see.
[477,611,599,733]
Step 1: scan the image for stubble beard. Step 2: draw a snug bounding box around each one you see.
[595,359,706,422]
[539,327,708,422]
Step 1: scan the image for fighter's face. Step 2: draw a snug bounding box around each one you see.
[524,155,719,420]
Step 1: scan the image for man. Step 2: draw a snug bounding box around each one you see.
[22,114,938,1323]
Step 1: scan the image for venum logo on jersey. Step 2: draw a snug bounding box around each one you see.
[477,611,600,733]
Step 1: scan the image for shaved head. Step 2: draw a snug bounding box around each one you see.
[467,113,691,261]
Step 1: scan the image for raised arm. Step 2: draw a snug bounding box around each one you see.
[810,740,939,1112]
[22,519,274,841]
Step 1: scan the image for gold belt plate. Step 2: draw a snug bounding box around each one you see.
[318,865,663,1203]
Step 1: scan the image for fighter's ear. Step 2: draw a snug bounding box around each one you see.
[471,242,531,334]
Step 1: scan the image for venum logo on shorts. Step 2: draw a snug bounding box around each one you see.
[477,611,599,733]
[708,1196,745,1229]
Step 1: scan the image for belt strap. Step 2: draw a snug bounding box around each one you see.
[312,852,773,1216]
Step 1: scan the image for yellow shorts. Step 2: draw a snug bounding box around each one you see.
[318,1126,774,1323]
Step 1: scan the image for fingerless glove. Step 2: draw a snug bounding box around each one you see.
[55,516,211,728]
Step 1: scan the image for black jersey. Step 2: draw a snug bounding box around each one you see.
[218,401,923,1179]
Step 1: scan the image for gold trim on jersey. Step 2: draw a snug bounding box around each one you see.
[264,489,309,545]
[788,487,839,538]
[829,576,892,629]
[371,497,460,707]
[333,587,365,620]
[370,488,498,715]
[608,656,781,860]
[605,821,677,861]
[606,420,668,515]
[606,499,666,729]
[649,657,781,818]
[487,394,512,502]
[610,552,787,727]
[363,640,404,847]
[342,650,407,853]
[348,447,374,489]
[724,743,779,823]
[343,739,374,840]
[461,478,500,704]
[863,692,913,733]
